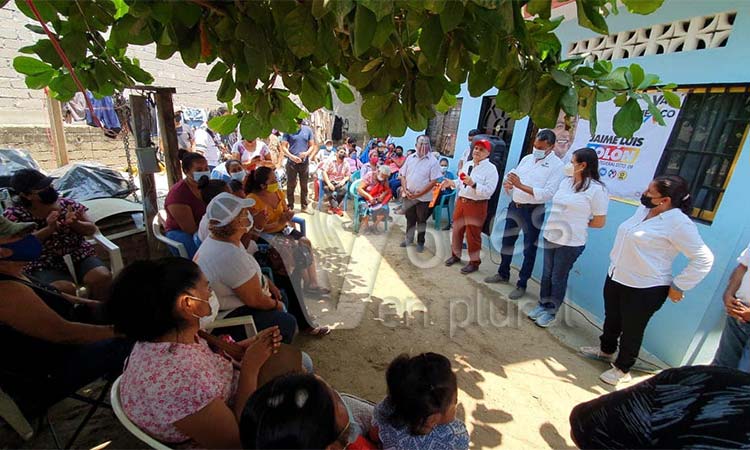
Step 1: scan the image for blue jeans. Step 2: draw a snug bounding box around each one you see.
[497,202,546,289]
[389,175,401,198]
[224,304,298,344]
[165,229,200,259]
[713,315,750,372]
[539,240,585,314]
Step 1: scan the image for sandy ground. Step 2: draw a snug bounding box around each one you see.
[1,201,658,449]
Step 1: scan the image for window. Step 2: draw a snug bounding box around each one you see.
[477,96,517,144]
[656,87,750,223]
[425,98,463,157]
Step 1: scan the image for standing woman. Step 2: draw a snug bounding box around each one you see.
[581,175,714,386]
[529,148,609,328]
[163,151,210,259]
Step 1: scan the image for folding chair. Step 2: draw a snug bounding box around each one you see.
[152,210,188,258]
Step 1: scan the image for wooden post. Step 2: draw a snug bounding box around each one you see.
[129,94,159,257]
[154,88,182,187]
[45,95,68,167]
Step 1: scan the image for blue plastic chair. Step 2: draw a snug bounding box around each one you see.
[432,189,456,230]
[318,170,357,212]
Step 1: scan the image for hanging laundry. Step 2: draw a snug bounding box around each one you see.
[62,92,87,123]
[332,115,343,141]
[85,91,122,138]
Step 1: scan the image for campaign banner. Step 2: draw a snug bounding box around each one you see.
[568,92,686,204]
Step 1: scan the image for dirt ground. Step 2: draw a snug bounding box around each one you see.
[1,206,653,449]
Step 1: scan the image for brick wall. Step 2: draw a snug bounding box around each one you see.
[0,3,366,171]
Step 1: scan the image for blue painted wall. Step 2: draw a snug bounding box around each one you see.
[396,0,750,366]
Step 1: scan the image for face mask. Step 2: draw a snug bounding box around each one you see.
[267,182,279,193]
[441,166,448,174]
[334,391,360,446]
[563,163,575,177]
[396,151,403,157]
[369,157,379,165]
[244,210,254,233]
[186,294,219,326]
[0,234,43,262]
[192,171,210,182]
[37,187,59,205]
[231,171,246,182]
[640,193,660,209]
[532,148,547,160]
[337,153,346,160]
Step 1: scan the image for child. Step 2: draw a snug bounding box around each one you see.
[374,353,469,450]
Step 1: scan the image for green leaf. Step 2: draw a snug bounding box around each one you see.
[560,87,577,116]
[58,31,88,65]
[603,66,629,90]
[576,0,609,35]
[550,69,572,86]
[179,33,201,68]
[526,0,552,20]
[112,0,129,19]
[284,6,317,58]
[300,71,329,111]
[206,62,229,82]
[637,73,661,90]
[629,64,645,89]
[121,59,154,84]
[217,73,236,102]
[360,0,393,21]
[419,15,443,63]
[612,97,643,138]
[467,60,495,97]
[531,74,565,128]
[621,0,664,14]
[24,24,45,34]
[371,17,395,48]
[436,91,457,113]
[25,70,54,89]
[495,90,519,113]
[663,90,682,108]
[362,57,383,72]
[311,0,332,19]
[240,113,270,140]
[361,94,391,120]
[353,5,376,57]
[331,80,355,103]
[642,93,666,126]
[13,56,53,76]
[439,1,464,33]
[446,40,468,84]
[15,0,57,22]
[614,93,628,107]
[48,73,77,101]
[151,2,173,24]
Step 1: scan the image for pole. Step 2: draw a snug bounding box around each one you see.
[45,94,68,167]
[154,89,182,187]
[129,94,158,257]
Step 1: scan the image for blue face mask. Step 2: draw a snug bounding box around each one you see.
[0,234,43,262]
[192,171,210,182]
[532,148,548,160]
[231,171,246,182]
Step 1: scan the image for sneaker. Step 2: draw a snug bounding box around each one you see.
[508,287,526,300]
[484,274,509,284]
[399,240,412,248]
[527,305,547,321]
[535,312,556,328]
[416,243,425,253]
[599,365,632,386]
[579,346,615,363]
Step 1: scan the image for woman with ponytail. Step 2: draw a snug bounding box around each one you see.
[581,175,714,386]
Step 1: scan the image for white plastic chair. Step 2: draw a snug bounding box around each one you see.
[152,210,188,258]
[0,386,33,440]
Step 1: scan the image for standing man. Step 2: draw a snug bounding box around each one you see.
[281,118,317,212]
[485,130,563,299]
[399,135,442,253]
[174,110,194,151]
[712,241,750,372]
[193,113,223,171]
[444,139,499,274]
[457,129,482,174]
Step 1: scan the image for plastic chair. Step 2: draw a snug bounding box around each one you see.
[432,190,456,230]
[318,172,353,213]
[152,211,188,258]
[348,179,389,234]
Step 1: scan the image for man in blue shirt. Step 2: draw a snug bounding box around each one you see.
[281,118,317,211]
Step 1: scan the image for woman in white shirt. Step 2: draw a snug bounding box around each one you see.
[530,148,608,328]
[581,175,714,386]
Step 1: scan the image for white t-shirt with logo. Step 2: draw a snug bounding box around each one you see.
[543,177,609,247]
[195,236,261,311]
[734,243,750,303]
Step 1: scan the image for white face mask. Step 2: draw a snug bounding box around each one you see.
[186,294,219,328]
[532,148,547,160]
[440,166,448,174]
[231,171,246,182]
[563,163,575,177]
[243,210,254,233]
[192,171,210,181]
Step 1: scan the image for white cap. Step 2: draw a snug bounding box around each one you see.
[205,192,255,227]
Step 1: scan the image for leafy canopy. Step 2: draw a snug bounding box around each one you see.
[11,0,669,139]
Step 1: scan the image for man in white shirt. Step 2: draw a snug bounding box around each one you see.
[485,130,564,299]
[443,139,499,274]
[457,128,482,174]
[713,241,750,371]
[399,135,443,253]
[194,116,224,170]
[174,110,194,151]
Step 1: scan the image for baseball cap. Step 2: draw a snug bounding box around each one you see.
[473,139,492,151]
[205,193,256,227]
[10,169,54,194]
[0,216,36,239]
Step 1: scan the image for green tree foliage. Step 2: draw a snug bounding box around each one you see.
[10,0,668,139]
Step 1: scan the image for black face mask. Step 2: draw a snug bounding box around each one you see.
[37,187,59,205]
[337,153,345,160]
[640,193,659,209]
[396,151,403,157]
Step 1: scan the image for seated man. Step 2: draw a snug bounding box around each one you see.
[322,146,352,216]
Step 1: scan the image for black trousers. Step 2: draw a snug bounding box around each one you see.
[600,276,668,372]
[403,199,431,245]
[286,159,309,209]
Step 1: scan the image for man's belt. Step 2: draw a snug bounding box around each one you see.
[459,197,488,203]
[511,201,543,208]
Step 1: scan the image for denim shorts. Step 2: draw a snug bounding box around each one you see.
[29,255,106,285]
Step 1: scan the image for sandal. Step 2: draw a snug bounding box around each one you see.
[304,326,332,337]
[305,286,331,295]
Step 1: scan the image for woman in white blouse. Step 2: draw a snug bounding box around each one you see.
[581,175,714,386]
[529,148,608,328]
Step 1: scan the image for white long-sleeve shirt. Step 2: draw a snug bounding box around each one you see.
[456,159,499,201]
[608,206,714,290]
[508,152,564,204]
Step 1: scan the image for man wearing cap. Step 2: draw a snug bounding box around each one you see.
[3,169,112,300]
[281,118,317,212]
[443,139,499,274]
[457,129,482,174]
[485,129,564,300]
[0,216,36,259]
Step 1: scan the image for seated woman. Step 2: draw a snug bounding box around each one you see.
[210,159,246,183]
[0,216,131,418]
[232,138,273,171]
[163,151,210,259]
[3,168,111,300]
[108,257,288,448]
[345,147,363,173]
[357,165,392,234]
[360,149,380,180]
[374,353,469,450]
[434,158,457,230]
[240,373,374,449]
[245,167,328,296]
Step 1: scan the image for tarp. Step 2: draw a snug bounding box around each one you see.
[50,162,136,202]
[0,148,42,187]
